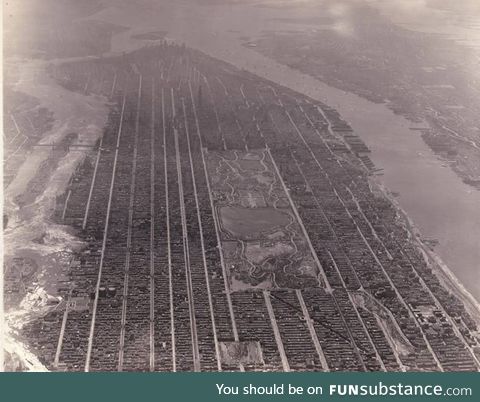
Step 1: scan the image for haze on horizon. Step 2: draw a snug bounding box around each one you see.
[3,0,480,373]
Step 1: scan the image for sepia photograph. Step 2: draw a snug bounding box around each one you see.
[2,0,480,378]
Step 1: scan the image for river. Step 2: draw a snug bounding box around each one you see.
[88,0,480,301]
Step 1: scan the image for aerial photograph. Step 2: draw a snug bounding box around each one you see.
[2,0,480,372]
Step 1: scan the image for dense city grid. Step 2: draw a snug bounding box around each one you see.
[13,44,480,372]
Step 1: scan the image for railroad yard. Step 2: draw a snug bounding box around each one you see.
[6,43,480,372]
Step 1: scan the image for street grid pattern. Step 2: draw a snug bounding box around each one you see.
[19,44,480,372]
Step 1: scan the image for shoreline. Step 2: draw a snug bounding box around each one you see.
[3,57,109,371]
[4,16,480,367]
[372,176,480,327]
[84,0,480,302]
